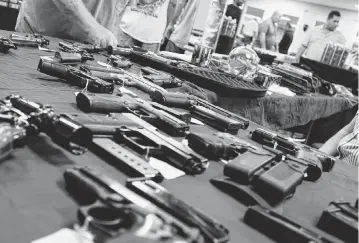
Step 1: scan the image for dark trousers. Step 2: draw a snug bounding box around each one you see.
[161,39,185,54]
[0,7,19,31]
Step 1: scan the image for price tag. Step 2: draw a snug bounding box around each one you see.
[149,157,185,180]
[190,118,204,125]
[31,228,94,243]
[38,46,56,52]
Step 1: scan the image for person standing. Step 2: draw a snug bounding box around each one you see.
[296,10,346,62]
[215,0,246,54]
[254,10,282,51]
[161,0,200,54]
[278,22,294,54]
[118,0,171,52]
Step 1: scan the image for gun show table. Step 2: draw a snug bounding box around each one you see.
[0,30,357,243]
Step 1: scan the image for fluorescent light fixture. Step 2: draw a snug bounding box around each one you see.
[355,4,359,9]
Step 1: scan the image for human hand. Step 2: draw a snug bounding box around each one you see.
[86,24,118,48]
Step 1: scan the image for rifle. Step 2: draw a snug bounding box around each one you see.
[3,95,93,155]
[150,90,249,134]
[127,179,230,243]
[250,128,336,172]
[64,166,203,242]
[120,113,208,175]
[0,36,17,53]
[75,92,189,136]
[37,59,115,94]
[244,205,337,243]
[9,33,49,47]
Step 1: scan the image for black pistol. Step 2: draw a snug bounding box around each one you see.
[76,92,189,137]
[127,179,230,243]
[150,90,249,134]
[64,166,202,242]
[251,128,336,172]
[37,59,114,94]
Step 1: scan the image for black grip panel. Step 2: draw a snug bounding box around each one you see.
[150,90,193,109]
[253,161,305,204]
[76,93,129,113]
[186,132,237,160]
[224,151,274,184]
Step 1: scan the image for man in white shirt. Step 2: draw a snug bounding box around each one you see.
[118,0,171,52]
[296,10,346,62]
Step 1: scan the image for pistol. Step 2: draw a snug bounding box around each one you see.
[37,59,114,94]
[251,128,336,172]
[76,92,189,137]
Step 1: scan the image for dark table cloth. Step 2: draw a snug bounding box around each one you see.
[0,30,357,243]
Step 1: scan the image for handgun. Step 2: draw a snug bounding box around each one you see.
[114,126,206,175]
[127,179,230,243]
[64,166,202,242]
[150,90,249,134]
[121,113,208,175]
[37,59,115,94]
[251,128,336,172]
[186,132,259,160]
[76,92,189,137]
[9,33,49,47]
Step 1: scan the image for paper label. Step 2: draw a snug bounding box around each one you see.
[38,46,56,52]
[118,87,138,98]
[97,61,112,68]
[40,56,54,62]
[31,228,94,243]
[190,118,204,125]
[149,157,185,180]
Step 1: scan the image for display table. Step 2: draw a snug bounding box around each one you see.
[0,30,357,243]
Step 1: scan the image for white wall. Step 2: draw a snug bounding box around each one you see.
[243,0,358,51]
